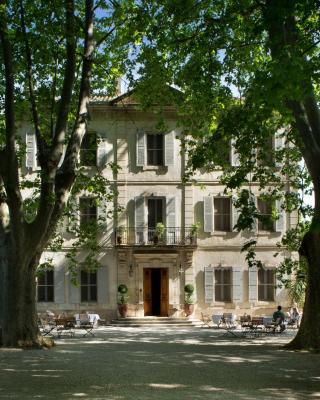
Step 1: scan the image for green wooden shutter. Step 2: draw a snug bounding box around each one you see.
[97,133,108,168]
[136,130,145,166]
[232,266,242,302]
[204,196,213,233]
[135,196,145,243]
[248,267,258,302]
[26,132,37,169]
[230,139,240,166]
[164,131,175,166]
[204,266,214,303]
[275,199,285,232]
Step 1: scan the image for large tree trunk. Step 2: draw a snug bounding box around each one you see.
[1,244,45,348]
[264,0,320,352]
[285,218,320,351]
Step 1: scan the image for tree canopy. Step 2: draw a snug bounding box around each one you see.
[116,0,320,350]
[0,0,130,347]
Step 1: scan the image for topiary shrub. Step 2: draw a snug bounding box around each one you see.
[118,284,128,294]
[184,284,195,305]
[117,284,129,305]
[184,284,194,294]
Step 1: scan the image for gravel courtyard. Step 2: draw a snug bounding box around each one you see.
[0,327,319,400]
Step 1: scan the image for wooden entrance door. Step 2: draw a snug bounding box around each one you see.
[143,268,152,316]
[160,268,169,316]
[143,268,169,316]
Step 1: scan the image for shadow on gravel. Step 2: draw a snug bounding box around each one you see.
[0,327,319,400]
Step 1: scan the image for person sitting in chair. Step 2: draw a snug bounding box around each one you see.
[273,305,286,332]
[289,302,301,328]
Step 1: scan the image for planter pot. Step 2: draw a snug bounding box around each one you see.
[184,303,194,317]
[118,304,128,318]
[153,235,159,245]
[117,236,122,245]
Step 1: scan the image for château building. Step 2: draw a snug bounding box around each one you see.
[23,88,294,321]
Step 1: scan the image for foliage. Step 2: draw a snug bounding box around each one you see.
[184,284,194,304]
[118,284,128,294]
[155,222,165,237]
[190,222,200,235]
[117,284,129,304]
[0,0,132,346]
[117,225,126,236]
[118,0,320,303]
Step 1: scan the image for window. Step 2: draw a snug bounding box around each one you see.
[147,134,164,166]
[257,136,274,166]
[214,198,231,231]
[258,198,274,232]
[80,197,97,228]
[80,131,97,166]
[258,269,275,301]
[81,270,97,302]
[215,268,232,302]
[37,270,54,302]
[147,198,164,228]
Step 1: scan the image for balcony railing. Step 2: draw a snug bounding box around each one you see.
[115,227,197,246]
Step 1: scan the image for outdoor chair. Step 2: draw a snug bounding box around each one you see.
[39,311,56,337]
[272,317,286,333]
[78,313,95,337]
[212,314,223,326]
[221,313,237,328]
[200,312,212,328]
[240,315,251,328]
[55,317,75,338]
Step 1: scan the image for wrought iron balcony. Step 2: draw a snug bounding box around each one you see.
[115,227,197,246]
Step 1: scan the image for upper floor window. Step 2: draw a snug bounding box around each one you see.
[37,270,54,302]
[80,197,97,228]
[257,136,274,166]
[147,134,164,166]
[215,268,232,302]
[81,270,97,302]
[136,131,174,167]
[80,131,97,166]
[214,198,231,232]
[257,198,274,232]
[258,269,275,301]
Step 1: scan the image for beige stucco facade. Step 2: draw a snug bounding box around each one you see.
[29,91,295,321]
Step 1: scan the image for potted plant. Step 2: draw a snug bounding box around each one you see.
[189,222,200,244]
[117,284,129,317]
[184,283,195,316]
[153,222,165,244]
[116,225,126,245]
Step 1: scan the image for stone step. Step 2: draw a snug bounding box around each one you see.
[109,317,199,327]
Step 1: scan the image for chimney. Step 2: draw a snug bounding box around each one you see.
[116,77,122,96]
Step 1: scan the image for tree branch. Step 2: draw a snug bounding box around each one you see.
[51,0,77,171]
[58,0,94,188]
[19,0,46,165]
[26,0,77,250]
[28,0,95,251]
[95,25,116,48]
[0,0,23,233]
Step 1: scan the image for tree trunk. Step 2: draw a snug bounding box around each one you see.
[1,247,46,348]
[285,220,320,351]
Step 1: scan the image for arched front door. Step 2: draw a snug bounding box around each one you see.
[143,268,169,316]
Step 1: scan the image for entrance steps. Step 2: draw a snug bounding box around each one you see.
[109,316,200,328]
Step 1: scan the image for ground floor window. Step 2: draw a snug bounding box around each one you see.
[37,270,54,302]
[215,268,232,302]
[258,269,275,301]
[81,270,97,302]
